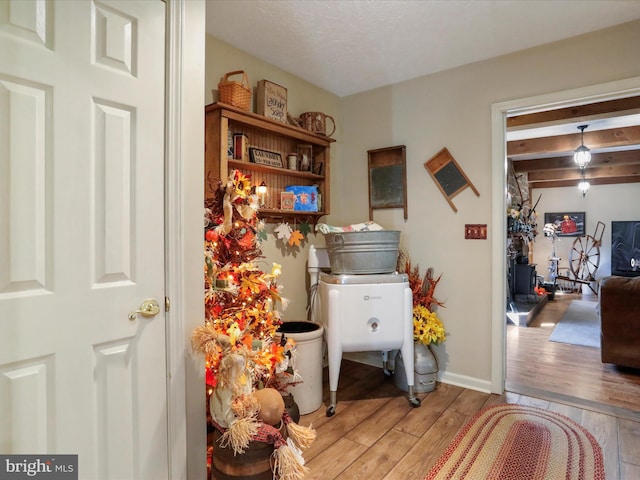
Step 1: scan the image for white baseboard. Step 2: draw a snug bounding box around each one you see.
[342,352,492,394]
[439,371,492,394]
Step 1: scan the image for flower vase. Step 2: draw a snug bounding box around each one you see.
[393,341,439,393]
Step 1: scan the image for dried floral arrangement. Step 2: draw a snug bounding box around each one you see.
[397,250,446,345]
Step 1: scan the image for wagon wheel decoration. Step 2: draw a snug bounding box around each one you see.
[569,236,600,282]
[568,221,606,285]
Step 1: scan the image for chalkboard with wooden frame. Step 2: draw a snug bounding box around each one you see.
[368,145,407,220]
[424,147,479,212]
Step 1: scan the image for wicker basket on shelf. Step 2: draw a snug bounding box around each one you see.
[218,70,252,111]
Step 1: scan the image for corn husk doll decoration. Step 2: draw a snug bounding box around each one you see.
[194,170,315,480]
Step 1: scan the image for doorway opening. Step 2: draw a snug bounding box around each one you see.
[491,77,640,414]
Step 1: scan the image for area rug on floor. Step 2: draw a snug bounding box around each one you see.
[424,404,605,480]
[548,299,600,348]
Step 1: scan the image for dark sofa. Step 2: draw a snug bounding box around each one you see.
[599,275,640,369]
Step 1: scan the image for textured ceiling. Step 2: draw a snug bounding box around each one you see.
[206,0,640,97]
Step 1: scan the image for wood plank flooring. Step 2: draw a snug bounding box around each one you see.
[297,294,640,479]
[506,292,640,419]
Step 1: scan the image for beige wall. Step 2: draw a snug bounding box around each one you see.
[205,20,640,391]
[339,20,640,388]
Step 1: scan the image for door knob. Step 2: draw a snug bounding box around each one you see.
[128,299,160,321]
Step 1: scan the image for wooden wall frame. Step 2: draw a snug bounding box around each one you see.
[368,145,407,220]
[424,147,479,212]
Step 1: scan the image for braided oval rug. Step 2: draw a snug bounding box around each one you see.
[425,404,605,480]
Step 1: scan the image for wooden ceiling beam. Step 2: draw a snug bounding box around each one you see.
[507,96,640,128]
[527,163,640,182]
[507,125,640,157]
[530,175,640,189]
[511,149,640,172]
[507,97,640,189]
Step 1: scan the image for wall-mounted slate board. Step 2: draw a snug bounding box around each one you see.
[424,147,479,212]
[370,164,404,206]
[434,161,468,197]
[368,145,407,220]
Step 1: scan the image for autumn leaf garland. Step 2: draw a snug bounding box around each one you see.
[273,221,310,249]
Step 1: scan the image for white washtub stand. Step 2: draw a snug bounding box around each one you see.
[318,268,421,416]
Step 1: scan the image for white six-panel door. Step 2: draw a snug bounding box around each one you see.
[0,1,169,478]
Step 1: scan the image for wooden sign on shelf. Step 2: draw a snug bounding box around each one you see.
[249,148,283,168]
[256,80,287,123]
[424,147,479,213]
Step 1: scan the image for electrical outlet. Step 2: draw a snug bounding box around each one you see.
[465,224,487,239]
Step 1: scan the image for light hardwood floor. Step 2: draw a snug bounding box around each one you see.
[297,296,640,480]
[506,291,640,419]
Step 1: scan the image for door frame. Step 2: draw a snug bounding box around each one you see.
[490,76,640,394]
[165,1,205,478]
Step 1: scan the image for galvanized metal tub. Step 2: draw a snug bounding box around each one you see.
[323,230,400,274]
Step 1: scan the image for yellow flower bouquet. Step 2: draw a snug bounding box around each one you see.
[413,304,446,345]
[398,250,446,346]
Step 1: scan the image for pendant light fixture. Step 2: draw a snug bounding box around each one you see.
[574,125,591,169]
[578,171,590,197]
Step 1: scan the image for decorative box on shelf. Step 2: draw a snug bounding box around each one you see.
[233,133,249,161]
[280,191,295,210]
[285,185,319,212]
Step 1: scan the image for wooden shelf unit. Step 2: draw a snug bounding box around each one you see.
[205,102,334,223]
